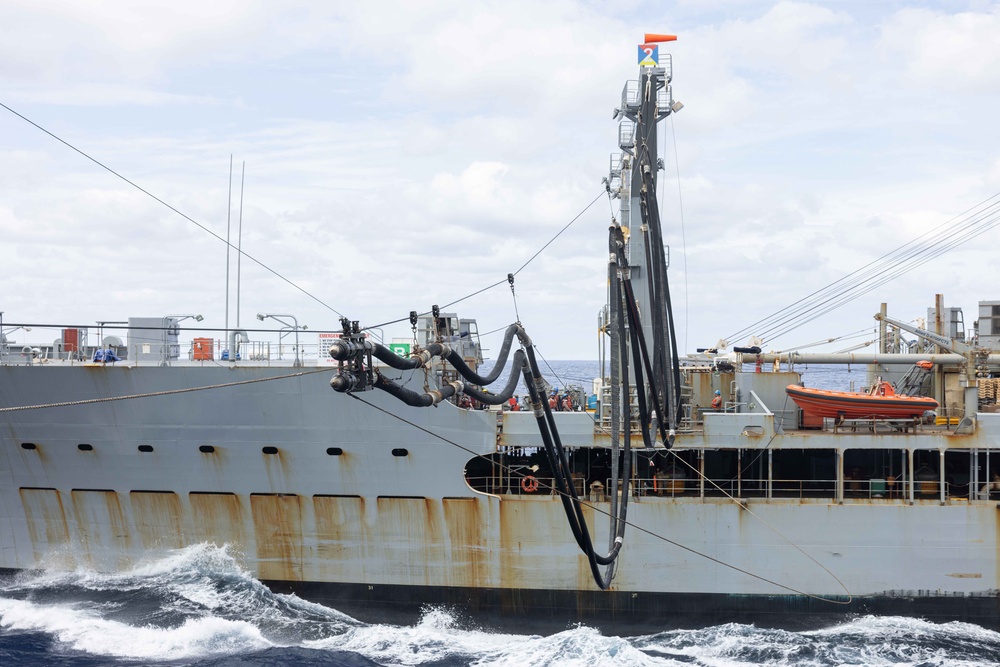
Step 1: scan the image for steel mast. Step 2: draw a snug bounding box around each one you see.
[611,35,684,438]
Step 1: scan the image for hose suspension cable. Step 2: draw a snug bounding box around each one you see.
[507,273,520,324]
[361,189,606,333]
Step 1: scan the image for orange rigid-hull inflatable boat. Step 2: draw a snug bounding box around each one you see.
[786,382,939,420]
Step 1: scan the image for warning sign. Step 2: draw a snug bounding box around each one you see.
[318,332,342,366]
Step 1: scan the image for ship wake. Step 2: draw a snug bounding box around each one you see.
[1,544,999,665]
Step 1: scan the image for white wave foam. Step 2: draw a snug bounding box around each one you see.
[808,614,1000,642]
[0,541,243,596]
[479,625,668,667]
[634,616,1000,667]
[309,607,520,664]
[5,542,356,621]
[311,610,668,667]
[1,542,360,650]
[7,549,997,666]
[0,596,272,660]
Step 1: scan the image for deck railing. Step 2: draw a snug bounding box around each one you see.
[466,473,1000,504]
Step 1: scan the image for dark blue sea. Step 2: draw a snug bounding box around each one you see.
[3,363,998,666]
[2,544,998,665]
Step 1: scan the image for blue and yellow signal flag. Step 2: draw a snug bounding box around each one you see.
[638,44,658,66]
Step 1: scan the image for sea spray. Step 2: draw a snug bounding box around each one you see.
[3,544,1000,665]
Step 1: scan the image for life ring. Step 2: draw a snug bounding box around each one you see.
[521,475,539,493]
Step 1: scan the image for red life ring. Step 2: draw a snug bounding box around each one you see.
[521,475,539,493]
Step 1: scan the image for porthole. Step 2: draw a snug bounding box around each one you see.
[21,443,36,450]
[262,446,278,455]
[391,448,408,457]
[78,444,93,451]
[327,447,343,456]
[199,445,216,453]
[138,445,154,453]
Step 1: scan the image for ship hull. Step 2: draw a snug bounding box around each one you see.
[262,580,1000,634]
[0,566,995,633]
[1,364,999,632]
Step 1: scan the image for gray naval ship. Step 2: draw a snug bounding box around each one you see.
[3,37,1000,633]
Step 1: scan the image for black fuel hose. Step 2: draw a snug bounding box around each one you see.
[347,315,626,588]
[523,344,626,587]
[615,236,674,449]
[373,373,460,407]
[371,344,423,370]
[520,356,593,555]
[335,324,524,387]
[460,349,526,404]
[328,339,423,370]
[426,324,523,386]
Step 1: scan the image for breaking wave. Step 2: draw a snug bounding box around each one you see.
[1,544,999,666]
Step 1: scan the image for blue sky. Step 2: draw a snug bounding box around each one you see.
[2,1,999,358]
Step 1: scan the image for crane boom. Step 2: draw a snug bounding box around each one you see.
[873,312,974,356]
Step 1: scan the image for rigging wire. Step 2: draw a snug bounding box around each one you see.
[534,347,570,393]
[774,327,873,353]
[724,192,1000,345]
[762,202,1000,342]
[833,339,877,354]
[0,101,345,320]
[361,188,607,332]
[2,100,609,338]
[507,273,520,324]
[0,368,330,413]
[512,190,607,277]
[657,399,852,603]
[478,324,517,338]
[669,114,690,354]
[762,202,1000,343]
[726,192,1000,342]
[347,391,853,604]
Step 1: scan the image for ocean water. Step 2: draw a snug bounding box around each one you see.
[2,362,989,666]
[2,543,999,666]
[477,359,869,396]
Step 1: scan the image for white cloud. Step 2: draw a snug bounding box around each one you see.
[8,84,222,107]
[1,1,999,358]
[879,6,1000,92]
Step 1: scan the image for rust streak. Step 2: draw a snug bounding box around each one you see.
[188,493,247,550]
[442,498,485,586]
[375,497,443,586]
[69,490,132,569]
[250,494,304,582]
[130,492,184,550]
[263,448,295,492]
[19,488,71,565]
[312,496,367,581]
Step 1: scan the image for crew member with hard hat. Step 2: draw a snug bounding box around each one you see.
[710,390,723,410]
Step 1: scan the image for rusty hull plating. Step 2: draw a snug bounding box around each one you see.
[2,362,1000,631]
